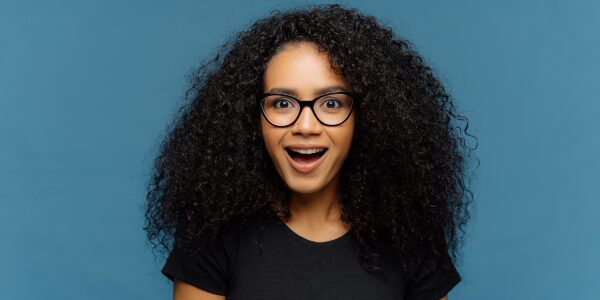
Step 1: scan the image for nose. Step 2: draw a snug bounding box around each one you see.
[291,106,322,135]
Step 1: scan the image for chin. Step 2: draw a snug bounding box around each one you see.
[284,177,327,195]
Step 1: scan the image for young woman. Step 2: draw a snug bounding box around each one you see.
[145,4,476,300]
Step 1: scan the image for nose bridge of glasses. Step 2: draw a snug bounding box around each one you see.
[296,101,319,123]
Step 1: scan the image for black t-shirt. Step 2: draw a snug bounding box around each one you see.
[161,215,461,299]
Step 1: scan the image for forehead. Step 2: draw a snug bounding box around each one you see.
[263,42,348,95]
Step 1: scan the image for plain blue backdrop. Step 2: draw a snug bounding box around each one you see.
[1,0,598,299]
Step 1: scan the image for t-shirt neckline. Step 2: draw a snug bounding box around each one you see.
[275,218,352,247]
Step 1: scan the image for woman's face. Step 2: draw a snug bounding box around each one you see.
[260,41,355,195]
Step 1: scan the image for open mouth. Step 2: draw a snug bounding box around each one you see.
[284,147,328,164]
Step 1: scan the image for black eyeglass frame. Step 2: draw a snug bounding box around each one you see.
[259,91,359,127]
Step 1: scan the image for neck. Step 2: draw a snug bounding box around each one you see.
[287,175,342,226]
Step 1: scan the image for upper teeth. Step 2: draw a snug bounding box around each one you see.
[289,148,326,154]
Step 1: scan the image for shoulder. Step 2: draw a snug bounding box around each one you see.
[403,242,461,300]
[161,214,267,295]
[215,214,272,254]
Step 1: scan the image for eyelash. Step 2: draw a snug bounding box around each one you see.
[272,98,343,109]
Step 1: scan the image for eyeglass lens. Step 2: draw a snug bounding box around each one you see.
[261,93,353,126]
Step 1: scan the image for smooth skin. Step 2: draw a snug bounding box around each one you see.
[260,41,354,242]
[172,41,449,300]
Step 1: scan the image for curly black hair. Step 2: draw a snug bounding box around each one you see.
[144,3,477,278]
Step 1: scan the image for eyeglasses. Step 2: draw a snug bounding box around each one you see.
[259,91,357,127]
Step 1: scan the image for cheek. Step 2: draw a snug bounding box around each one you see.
[328,127,355,167]
[260,118,282,158]
[260,121,273,154]
[338,118,355,153]
[340,132,354,155]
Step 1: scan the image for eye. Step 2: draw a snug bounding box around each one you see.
[273,98,295,109]
[320,98,342,109]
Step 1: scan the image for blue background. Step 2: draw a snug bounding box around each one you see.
[1,0,598,299]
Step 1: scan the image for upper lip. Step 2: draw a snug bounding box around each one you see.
[284,144,328,149]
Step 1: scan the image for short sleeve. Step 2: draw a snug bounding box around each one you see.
[404,247,462,300]
[161,228,239,296]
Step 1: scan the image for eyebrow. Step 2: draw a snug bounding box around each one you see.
[265,85,350,96]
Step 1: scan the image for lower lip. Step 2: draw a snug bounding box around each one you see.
[284,149,327,174]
